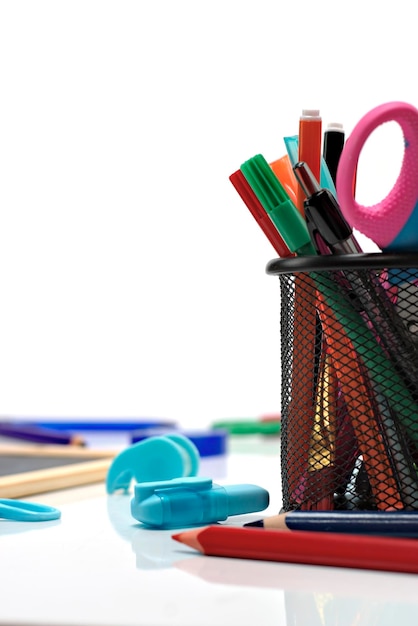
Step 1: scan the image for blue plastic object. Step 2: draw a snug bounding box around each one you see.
[106,434,200,494]
[0,499,61,522]
[131,428,228,457]
[33,419,177,431]
[130,476,270,529]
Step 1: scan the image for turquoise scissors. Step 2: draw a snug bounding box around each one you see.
[0,499,61,521]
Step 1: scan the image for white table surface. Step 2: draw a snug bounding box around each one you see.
[1,436,418,626]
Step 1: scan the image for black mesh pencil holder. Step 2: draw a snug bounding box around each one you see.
[266,252,418,513]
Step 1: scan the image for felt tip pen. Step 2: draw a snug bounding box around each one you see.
[293,161,362,255]
[296,109,322,215]
[210,419,281,435]
[323,122,345,184]
[240,154,316,256]
[131,476,270,529]
[229,169,292,258]
[269,154,298,205]
[244,509,418,537]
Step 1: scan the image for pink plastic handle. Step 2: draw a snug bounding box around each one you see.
[336,101,418,249]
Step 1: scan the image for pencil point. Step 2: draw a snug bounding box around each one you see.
[73,436,86,447]
[243,519,264,527]
[172,528,203,552]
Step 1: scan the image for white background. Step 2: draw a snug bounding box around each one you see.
[0,0,414,426]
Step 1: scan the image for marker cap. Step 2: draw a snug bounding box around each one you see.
[301,109,321,120]
[131,477,270,528]
[326,122,344,132]
[224,483,270,515]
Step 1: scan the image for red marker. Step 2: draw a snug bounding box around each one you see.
[229,169,293,258]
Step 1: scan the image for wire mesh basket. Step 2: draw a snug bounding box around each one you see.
[266,253,418,512]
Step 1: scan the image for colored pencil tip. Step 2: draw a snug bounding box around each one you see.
[243,519,264,527]
[172,529,203,552]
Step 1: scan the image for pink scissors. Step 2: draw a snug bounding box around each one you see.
[336,101,418,253]
[337,101,418,339]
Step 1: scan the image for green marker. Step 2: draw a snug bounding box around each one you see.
[240,154,316,256]
[211,419,281,436]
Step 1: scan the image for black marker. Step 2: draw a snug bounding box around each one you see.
[293,161,361,254]
[323,122,345,184]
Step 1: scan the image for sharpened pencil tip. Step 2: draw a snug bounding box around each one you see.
[172,529,203,552]
[243,519,264,527]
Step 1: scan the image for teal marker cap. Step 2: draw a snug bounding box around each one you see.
[240,154,315,256]
[131,476,270,529]
[283,134,337,197]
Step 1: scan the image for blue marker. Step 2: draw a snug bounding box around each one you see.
[131,476,269,529]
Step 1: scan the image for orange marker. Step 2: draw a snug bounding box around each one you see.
[269,155,298,205]
[296,109,322,215]
[292,110,323,509]
[286,110,322,510]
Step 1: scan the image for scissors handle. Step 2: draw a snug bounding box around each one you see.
[0,498,61,521]
[336,101,418,250]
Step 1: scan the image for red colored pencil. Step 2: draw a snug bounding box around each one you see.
[172,525,418,575]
